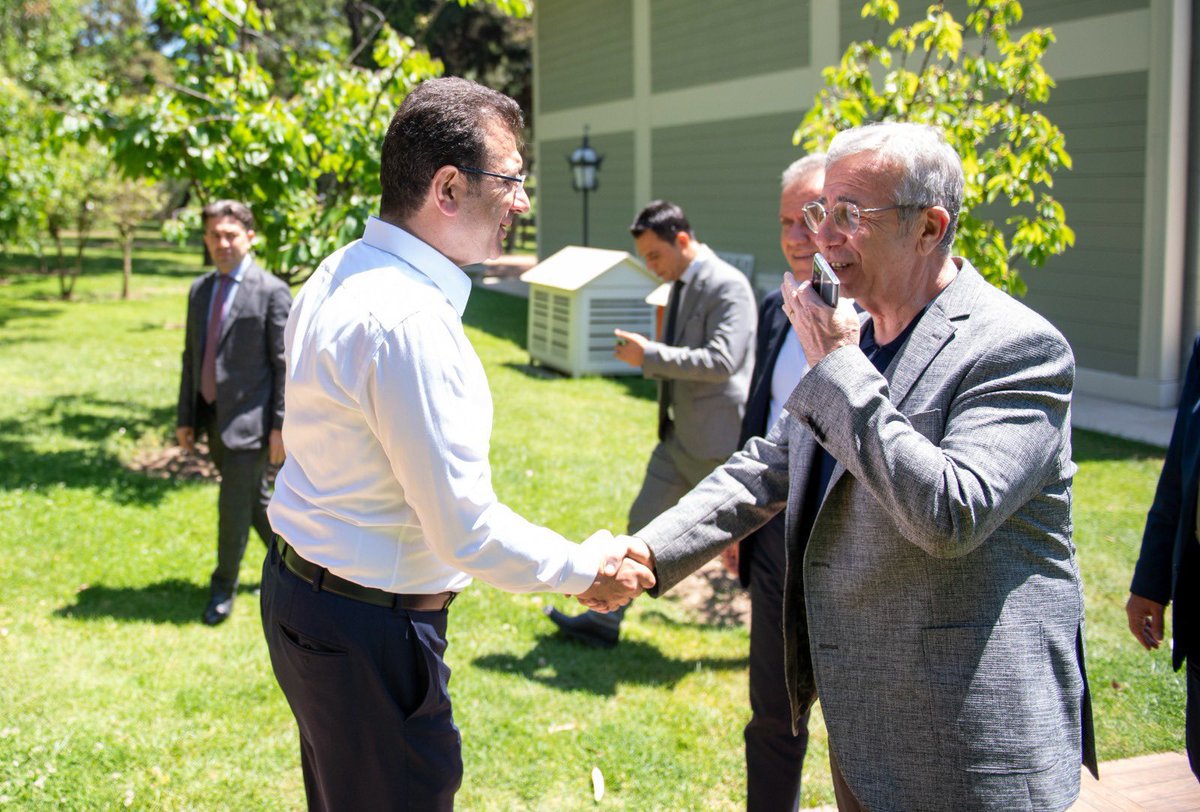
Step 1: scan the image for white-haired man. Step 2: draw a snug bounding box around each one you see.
[622,122,1097,809]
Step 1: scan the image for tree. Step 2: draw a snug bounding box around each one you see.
[795,0,1073,296]
[105,177,169,300]
[1,0,164,297]
[92,0,443,285]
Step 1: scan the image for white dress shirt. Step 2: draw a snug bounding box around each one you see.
[268,217,601,595]
[768,329,810,431]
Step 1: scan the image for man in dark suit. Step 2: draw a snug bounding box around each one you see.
[1129,333,1200,779]
[176,199,292,626]
[546,200,757,646]
[719,153,823,811]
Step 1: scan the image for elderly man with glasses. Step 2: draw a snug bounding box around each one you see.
[611,122,1097,810]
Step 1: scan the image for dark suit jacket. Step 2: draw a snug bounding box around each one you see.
[1133,333,1200,670]
[177,260,291,450]
[734,288,792,585]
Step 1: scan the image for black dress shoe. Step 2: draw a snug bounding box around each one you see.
[544,606,619,648]
[202,596,234,626]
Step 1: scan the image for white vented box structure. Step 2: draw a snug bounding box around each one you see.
[520,246,660,377]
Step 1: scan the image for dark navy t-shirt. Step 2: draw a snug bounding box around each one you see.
[794,312,925,551]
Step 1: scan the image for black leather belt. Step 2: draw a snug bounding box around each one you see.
[275,536,456,611]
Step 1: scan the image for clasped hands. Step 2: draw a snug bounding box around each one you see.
[575,530,656,613]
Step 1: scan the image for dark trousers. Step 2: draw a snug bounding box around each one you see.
[261,544,462,810]
[745,513,810,811]
[205,411,272,599]
[1189,657,1200,780]
[829,745,864,812]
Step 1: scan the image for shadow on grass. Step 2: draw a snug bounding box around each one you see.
[0,299,64,329]
[53,579,262,625]
[473,634,746,696]
[0,244,201,283]
[0,396,184,504]
[463,286,526,346]
[499,361,657,401]
[1073,428,1165,464]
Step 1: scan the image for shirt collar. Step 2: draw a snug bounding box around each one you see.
[362,216,472,316]
[219,254,252,284]
[679,243,711,285]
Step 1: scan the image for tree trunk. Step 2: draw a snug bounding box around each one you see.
[52,231,70,300]
[122,230,133,300]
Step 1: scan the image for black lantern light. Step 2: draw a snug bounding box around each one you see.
[567,126,603,246]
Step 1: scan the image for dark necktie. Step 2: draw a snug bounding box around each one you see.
[200,274,233,404]
[658,279,685,441]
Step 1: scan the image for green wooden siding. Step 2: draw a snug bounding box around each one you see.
[538,0,634,113]
[840,0,1148,49]
[649,0,811,93]
[1019,71,1148,377]
[539,132,637,257]
[650,112,809,293]
[1186,6,1200,355]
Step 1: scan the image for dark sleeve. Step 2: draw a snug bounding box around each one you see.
[266,280,293,431]
[176,280,201,429]
[1132,334,1200,604]
[739,289,784,446]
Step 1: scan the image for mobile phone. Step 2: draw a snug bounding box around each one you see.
[812,252,840,307]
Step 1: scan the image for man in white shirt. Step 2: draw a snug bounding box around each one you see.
[262,77,654,810]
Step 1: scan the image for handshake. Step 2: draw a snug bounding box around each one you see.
[574,530,656,613]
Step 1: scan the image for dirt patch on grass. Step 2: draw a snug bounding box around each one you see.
[664,557,751,629]
[127,443,220,481]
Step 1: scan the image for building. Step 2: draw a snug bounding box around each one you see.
[532,0,1198,408]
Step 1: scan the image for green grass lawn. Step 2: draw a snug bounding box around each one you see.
[0,239,1187,809]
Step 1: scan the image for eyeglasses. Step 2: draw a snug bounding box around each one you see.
[802,200,911,235]
[457,165,527,189]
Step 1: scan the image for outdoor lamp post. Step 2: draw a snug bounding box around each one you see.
[567,126,603,246]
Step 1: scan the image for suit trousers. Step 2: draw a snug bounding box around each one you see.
[204,409,273,599]
[260,545,462,811]
[745,513,811,811]
[590,433,725,630]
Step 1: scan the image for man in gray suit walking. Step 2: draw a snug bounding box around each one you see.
[547,200,756,646]
[177,200,292,626]
[625,124,1096,809]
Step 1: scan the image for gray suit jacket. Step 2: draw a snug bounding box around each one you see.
[641,248,756,461]
[638,261,1096,810]
[177,260,291,450]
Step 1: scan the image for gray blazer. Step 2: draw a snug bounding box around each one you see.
[638,261,1096,810]
[177,260,291,450]
[641,248,756,461]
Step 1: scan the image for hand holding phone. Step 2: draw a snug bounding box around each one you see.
[812,252,840,307]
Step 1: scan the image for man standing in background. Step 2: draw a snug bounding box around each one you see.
[720,154,824,810]
[545,200,757,647]
[1128,332,1200,780]
[176,199,291,626]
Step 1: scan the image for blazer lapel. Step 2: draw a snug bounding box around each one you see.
[883,263,981,409]
[817,262,980,498]
[676,259,710,329]
[217,262,260,348]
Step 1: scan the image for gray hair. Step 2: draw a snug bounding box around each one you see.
[827,122,963,253]
[781,153,826,189]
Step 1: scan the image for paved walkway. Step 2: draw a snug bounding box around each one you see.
[799,753,1197,811]
[1074,753,1198,811]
